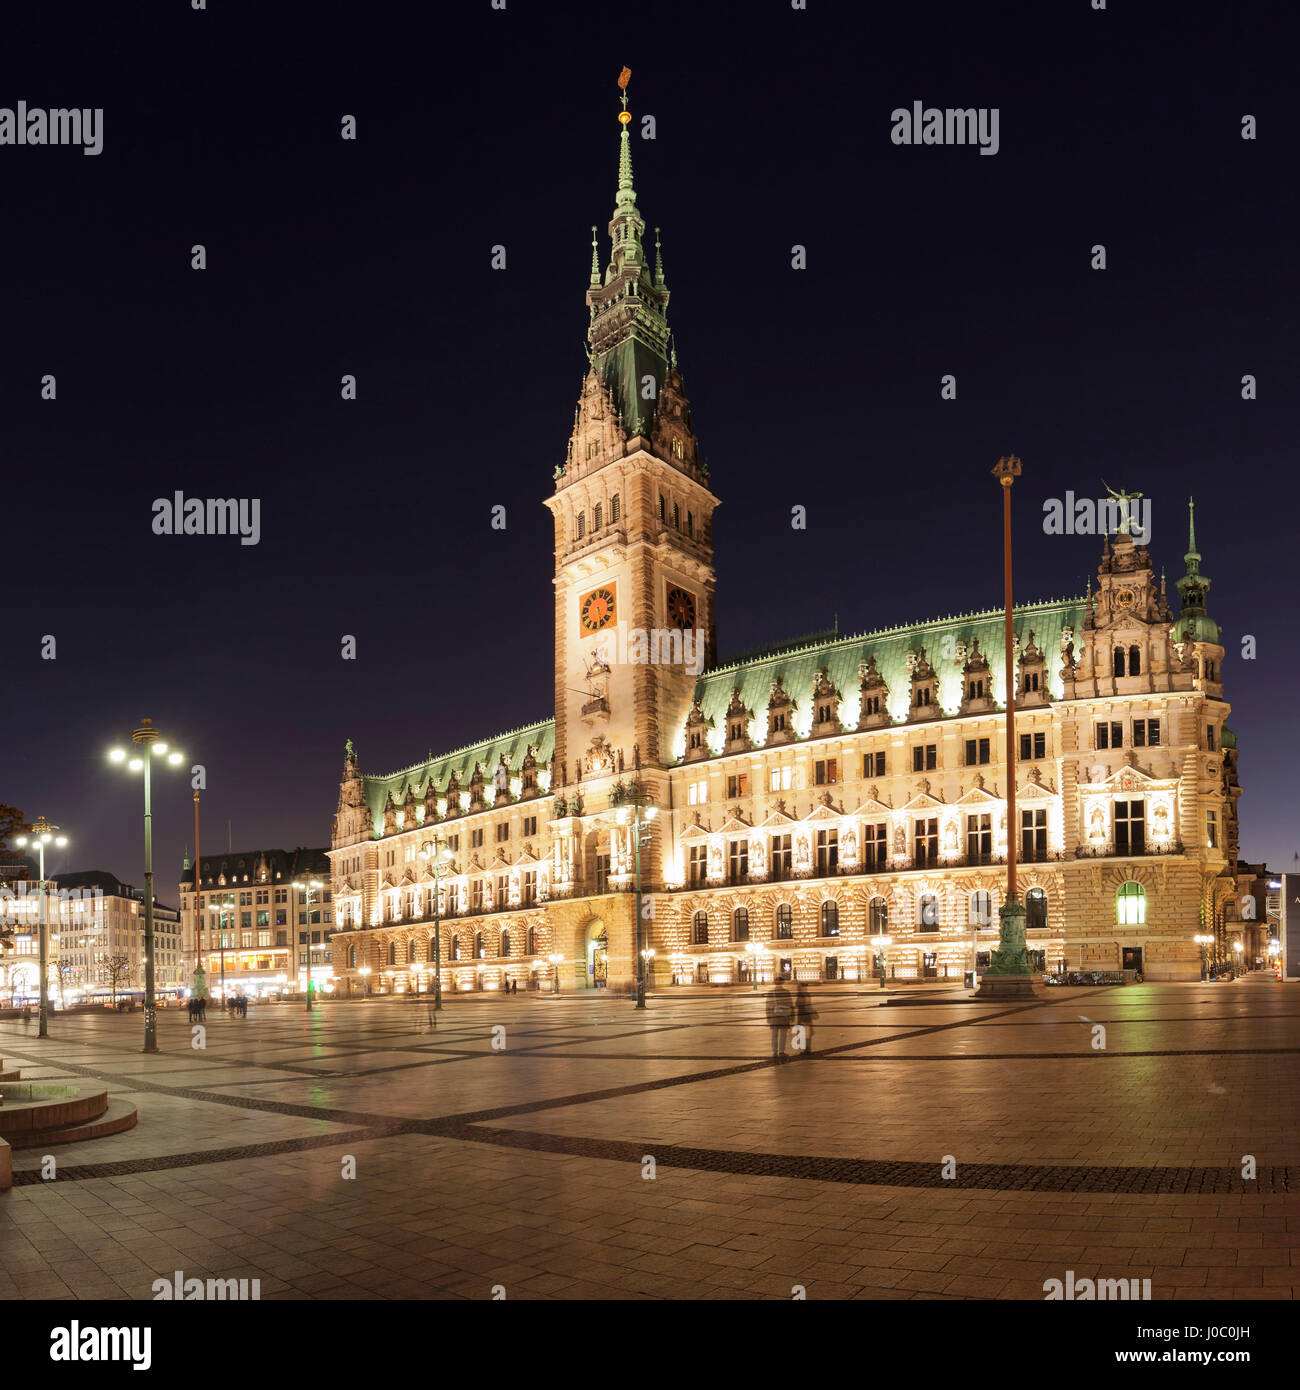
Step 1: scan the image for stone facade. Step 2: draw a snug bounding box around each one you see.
[325,88,1240,995]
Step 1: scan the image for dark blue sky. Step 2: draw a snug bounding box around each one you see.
[6,0,1297,888]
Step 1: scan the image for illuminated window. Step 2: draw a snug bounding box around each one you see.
[1117,881,1146,926]
[1026,887,1047,929]
[969,890,992,926]
[775,904,793,939]
[692,911,709,945]
[820,900,839,936]
[732,907,749,941]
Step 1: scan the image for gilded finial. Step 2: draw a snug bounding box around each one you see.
[589,224,600,286]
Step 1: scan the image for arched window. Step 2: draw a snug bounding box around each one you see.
[1129,645,1141,676]
[868,896,888,933]
[1026,886,1048,929]
[732,907,749,941]
[500,928,511,957]
[1117,881,1146,926]
[918,893,939,929]
[527,926,537,954]
[1113,647,1126,677]
[821,900,839,936]
[775,903,793,939]
[611,494,621,523]
[387,941,396,965]
[969,890,992,927]
[692,910,709,945]
[593,503,603,531]
[475,931,484,959]
[451,934,461,962]
[348,946,357,969]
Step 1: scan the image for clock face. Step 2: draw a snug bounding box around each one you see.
[666,585,697,630]
[1115,587,1136,610]
[579,586,617,635]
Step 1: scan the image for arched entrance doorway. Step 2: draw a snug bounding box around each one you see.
[581,918,608,988]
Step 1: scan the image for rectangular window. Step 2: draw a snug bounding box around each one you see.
[496,875,509,908]
[913,817,938,867]
[471,828,484,848]
[815,829,839,876]
[255,890,269,905]
[522,815,538,837]
[241,912,252,929]
[1097,721,1123,750]
[1021,808,1048,861]
[726,772,750,798]
[522,870,537,905]
[863,750,886,778]
[966,813,992,863]
[1018,732,1046,760]
[1115,800,1145,856]
[965,737,991,766]
[256,911,269,927]
[768,767,792,792]
[814,758,838,785]
[496,823,510,843]
[863,822,887,870]
[688,846,708,888]
[1206,725,1216,751]
[274,889,287,904]
[1206,810,1218,849]
[770,834,792,881]
[1133,718,1161,748]
[471,880,483,912]
[912,744,937,772]
[728,840,749,884]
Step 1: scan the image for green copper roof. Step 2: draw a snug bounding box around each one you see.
[679,597,1086,761]
[1175,495,1220,645]
[361,719,554,827]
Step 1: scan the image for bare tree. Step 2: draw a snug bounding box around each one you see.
[105,954,132,1008]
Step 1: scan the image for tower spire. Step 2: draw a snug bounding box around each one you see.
[588,225,600,287]
[1175,493,1219,643]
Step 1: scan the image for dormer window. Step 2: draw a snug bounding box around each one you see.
[587,440,598,459]
[967,679,984,700]
[673,438,684,459]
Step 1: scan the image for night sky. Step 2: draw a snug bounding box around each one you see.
[6,0,1297,893]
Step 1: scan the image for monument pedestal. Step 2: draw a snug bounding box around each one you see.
[975,899,1041,999]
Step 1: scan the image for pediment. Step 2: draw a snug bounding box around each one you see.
[755,806,797,829]
[852,796,893,817]
[715,814,753,837]
[900,791,945,812]
[803,802,844,824]
[954,785,1001,807]
[679,820,712,843]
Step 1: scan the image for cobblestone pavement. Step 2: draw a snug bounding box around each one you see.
[2,978,1298,1300]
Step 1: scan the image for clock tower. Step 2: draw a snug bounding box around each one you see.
[545,76,719,802]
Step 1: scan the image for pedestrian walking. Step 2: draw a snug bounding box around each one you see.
[765,981,794,1061]
[794,981,817,1056]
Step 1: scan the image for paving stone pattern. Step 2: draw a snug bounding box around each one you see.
[1,978,1298,1300]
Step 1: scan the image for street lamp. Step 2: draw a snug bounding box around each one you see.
[1194,933,1214,982]
[1231,940,1244,977]
[744,940,761,991]
[548,952,564,994]
[14,817,68,1039]
[291,877,324,1011]
[358,965,372,998]
[109,719,185,1053]
[419,838,454,1011]
[612,779,657,1009]
[870,933,893,989]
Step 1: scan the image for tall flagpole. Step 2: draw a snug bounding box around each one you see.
[978,455,1036,998]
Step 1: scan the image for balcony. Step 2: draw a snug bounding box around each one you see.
[1075,840,1184,859]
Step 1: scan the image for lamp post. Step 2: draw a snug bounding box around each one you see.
[978,455,1035,998]
[548,952,564,994]
[358,965,372,998]
[291,876,324,1011]
[14,817,68,1039]
[110,719,185,1053]
[870,933,892,989]
[745,940,761,991]
[1231,940,1243,978]
[419,838,453,1011]
[612,778,657,1009]
[1194,933,1214,981]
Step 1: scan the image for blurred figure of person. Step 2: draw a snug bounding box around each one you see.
[766,980,793,1061]
[794,981,817,1057]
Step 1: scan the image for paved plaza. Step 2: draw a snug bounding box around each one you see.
[1,977,1298,1300]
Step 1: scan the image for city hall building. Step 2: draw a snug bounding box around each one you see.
[326,88,1240,993]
